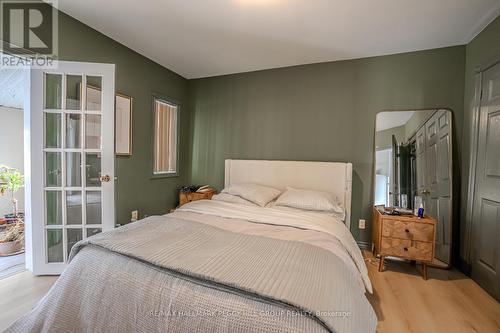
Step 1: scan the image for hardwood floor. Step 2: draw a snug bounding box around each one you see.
[0,255,499,333]
[364,251,500,333]
[0,271,58,331]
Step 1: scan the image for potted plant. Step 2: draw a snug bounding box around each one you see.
[0,165,24,217]
[0,219,24,255]
[0,166,25,255]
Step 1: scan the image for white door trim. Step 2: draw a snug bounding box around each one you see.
[463,72,482,265]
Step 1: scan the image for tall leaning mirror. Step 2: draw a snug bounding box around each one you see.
[373,109,453,269]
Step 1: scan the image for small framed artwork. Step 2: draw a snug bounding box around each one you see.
[115,93,133,155]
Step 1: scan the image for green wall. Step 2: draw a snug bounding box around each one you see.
[460,15,500,265]
[188,46,465,242]
[57,12,189,224]
[55,6,499,250]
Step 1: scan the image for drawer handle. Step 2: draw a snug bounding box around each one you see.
[405,229,410,233]
[404,247,408,251]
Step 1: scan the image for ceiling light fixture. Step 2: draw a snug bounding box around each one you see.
[236,0,281,6]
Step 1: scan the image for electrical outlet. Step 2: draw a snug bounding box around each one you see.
[358,219,366,229]
[131,210,138,222]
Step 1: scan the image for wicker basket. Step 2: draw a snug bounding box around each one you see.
[0,240,23,255]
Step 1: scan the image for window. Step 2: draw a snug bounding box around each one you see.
[153,97,178,175]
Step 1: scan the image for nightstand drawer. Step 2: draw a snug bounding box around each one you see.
[382,219,434,242]
[380,237,433,261]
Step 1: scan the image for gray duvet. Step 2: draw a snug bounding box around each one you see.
[6,203,376,333]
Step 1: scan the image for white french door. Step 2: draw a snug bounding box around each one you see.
[24,61,115,275]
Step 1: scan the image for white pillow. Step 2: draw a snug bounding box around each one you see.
[274,187,344,217]
[212,193,258,207]
[221,183,282,207]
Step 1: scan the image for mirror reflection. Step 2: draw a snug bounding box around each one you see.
[374,109,453,267]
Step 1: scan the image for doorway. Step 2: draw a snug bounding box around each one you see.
[1,59,116,278]
[375,148,392,207]
[0,66,26,278]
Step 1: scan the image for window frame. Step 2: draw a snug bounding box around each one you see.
[151,93,180,179]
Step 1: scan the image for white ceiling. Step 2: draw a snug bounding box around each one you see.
[58,0,500,79]
[376,111,415,131]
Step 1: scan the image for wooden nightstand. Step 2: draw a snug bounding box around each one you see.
[170,189,216,213]
[372,207,436,280]
[178,189,216,207]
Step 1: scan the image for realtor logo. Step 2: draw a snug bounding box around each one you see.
[0,0,58,68]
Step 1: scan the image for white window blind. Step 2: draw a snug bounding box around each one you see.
[153,99,178,174]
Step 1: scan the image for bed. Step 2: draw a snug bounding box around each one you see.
[6,160,376,333]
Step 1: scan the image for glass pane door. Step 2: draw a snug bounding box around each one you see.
[28,61,115,275]
[42,73,105,263]
[34,65,117,272]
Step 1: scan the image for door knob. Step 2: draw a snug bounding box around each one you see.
[100,175,111,182]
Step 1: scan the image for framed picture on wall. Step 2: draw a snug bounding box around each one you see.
[115,93,133,155]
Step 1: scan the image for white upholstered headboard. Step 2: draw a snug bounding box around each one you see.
[224,159,353,228]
